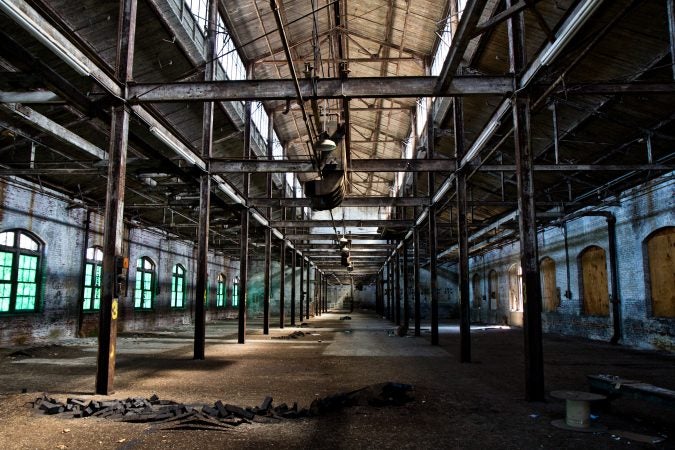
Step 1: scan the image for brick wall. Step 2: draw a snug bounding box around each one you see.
[0,179,239,345]
[469,174,674,351]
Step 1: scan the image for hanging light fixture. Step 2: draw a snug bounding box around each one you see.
[316,131,336,153]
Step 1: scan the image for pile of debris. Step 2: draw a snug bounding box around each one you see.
[271,331,305,340]
[28,382,414,431]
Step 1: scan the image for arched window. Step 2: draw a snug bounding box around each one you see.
[579,246,609,316]
[0,230,42,313]
[134,257,155,309]
[232,277,239,307]
[488,270,499,310]
[216,273,226,307]
[540,257,558,312]
[472,274,481,308]
[645,227,675,318]
[508,264,523,312]
[171,264,186,308]
[83,246,103,311]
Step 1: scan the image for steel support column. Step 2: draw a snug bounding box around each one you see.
[387,257,393,320]
[395,249,401,326]
[299,255,304,322]
[413,227,421,336]
[291,249,296,326]
[403,239,410,330]
[279,240,286,328]
[305,260,310,319]
[194,0,218,358]
[263,111,274,335]
[428,107,439,345]
[454,98,471,363]
[96,0,137,395]
[313,269,318,316]
[509,4,545,401]
[668,0,675,80]
[238,67,253,345]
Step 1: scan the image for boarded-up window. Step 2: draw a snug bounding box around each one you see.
[646,227,675,318]
[472,274,481,308]
[540,257,558,312]
[508,265,522,312]
[580,246,609,316]
[488,270,499,310]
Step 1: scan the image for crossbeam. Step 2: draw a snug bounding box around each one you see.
[249,196,429,207]
[210,158,456,173]
[271,219,413,228]
[127,76,513,102]
[285,234,386,240]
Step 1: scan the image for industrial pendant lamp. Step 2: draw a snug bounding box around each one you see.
[317,132,336,153]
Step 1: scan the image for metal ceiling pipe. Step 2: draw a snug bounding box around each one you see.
[269,0,320,168]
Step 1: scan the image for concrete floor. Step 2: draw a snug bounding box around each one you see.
[0,310,673,449]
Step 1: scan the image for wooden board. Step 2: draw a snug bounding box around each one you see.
[581,246,609,316]
[647,227,675,318]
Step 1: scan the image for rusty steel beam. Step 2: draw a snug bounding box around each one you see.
[96,0,137,396]
[455,97,471,364]
[127,76,513,102]
[194,0,218,360]
[559,82,675,95]
[435,0,490,94]
[249,196,429,208]
[285,233,386,240]
[271,219,413,228]
[509,3,545,402]
[293,243,392,249]
[210,158,456,173]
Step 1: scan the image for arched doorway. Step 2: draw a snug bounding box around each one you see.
[579,246,609,316]
[488,270,499,311]
[540,257,558,312]
[645,227,675,317]
[472,273,481,322]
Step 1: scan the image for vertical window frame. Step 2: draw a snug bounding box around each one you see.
[232,277,239,307]
[216,273,226,308]
[134,256,156,310]
[0,229,42,314]
[171,264,186,309]
[83,246,103,311]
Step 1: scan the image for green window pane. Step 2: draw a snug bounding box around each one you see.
[84,263,93,286]
[16,286,36,310]
[83,287,92,310]
[0,252,13,280]
[143,276,152,290]
[95,266,101,288]
[0,284,10,311]
[135,274,142,291]
[93,287,101,310]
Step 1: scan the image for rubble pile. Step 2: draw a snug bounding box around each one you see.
[28,382,414,431]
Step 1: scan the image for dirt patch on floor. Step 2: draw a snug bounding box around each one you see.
[0,311,673,449]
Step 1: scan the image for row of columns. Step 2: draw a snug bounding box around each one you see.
[97,0,545,401]
[375,0,545,401]
[96,0,328,394]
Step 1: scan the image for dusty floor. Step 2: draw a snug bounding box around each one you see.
[0,310,674,449]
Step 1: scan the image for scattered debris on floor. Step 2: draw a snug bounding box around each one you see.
[299,322,310,328]
[340,316,352,320]
[608,430,666,445]
[271,331,305,340]
[8,350,32,358]
[27,382,415,431]
[388,326,408,337]
[309,382,414,415]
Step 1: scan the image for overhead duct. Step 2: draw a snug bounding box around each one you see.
[304,164,346,211]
